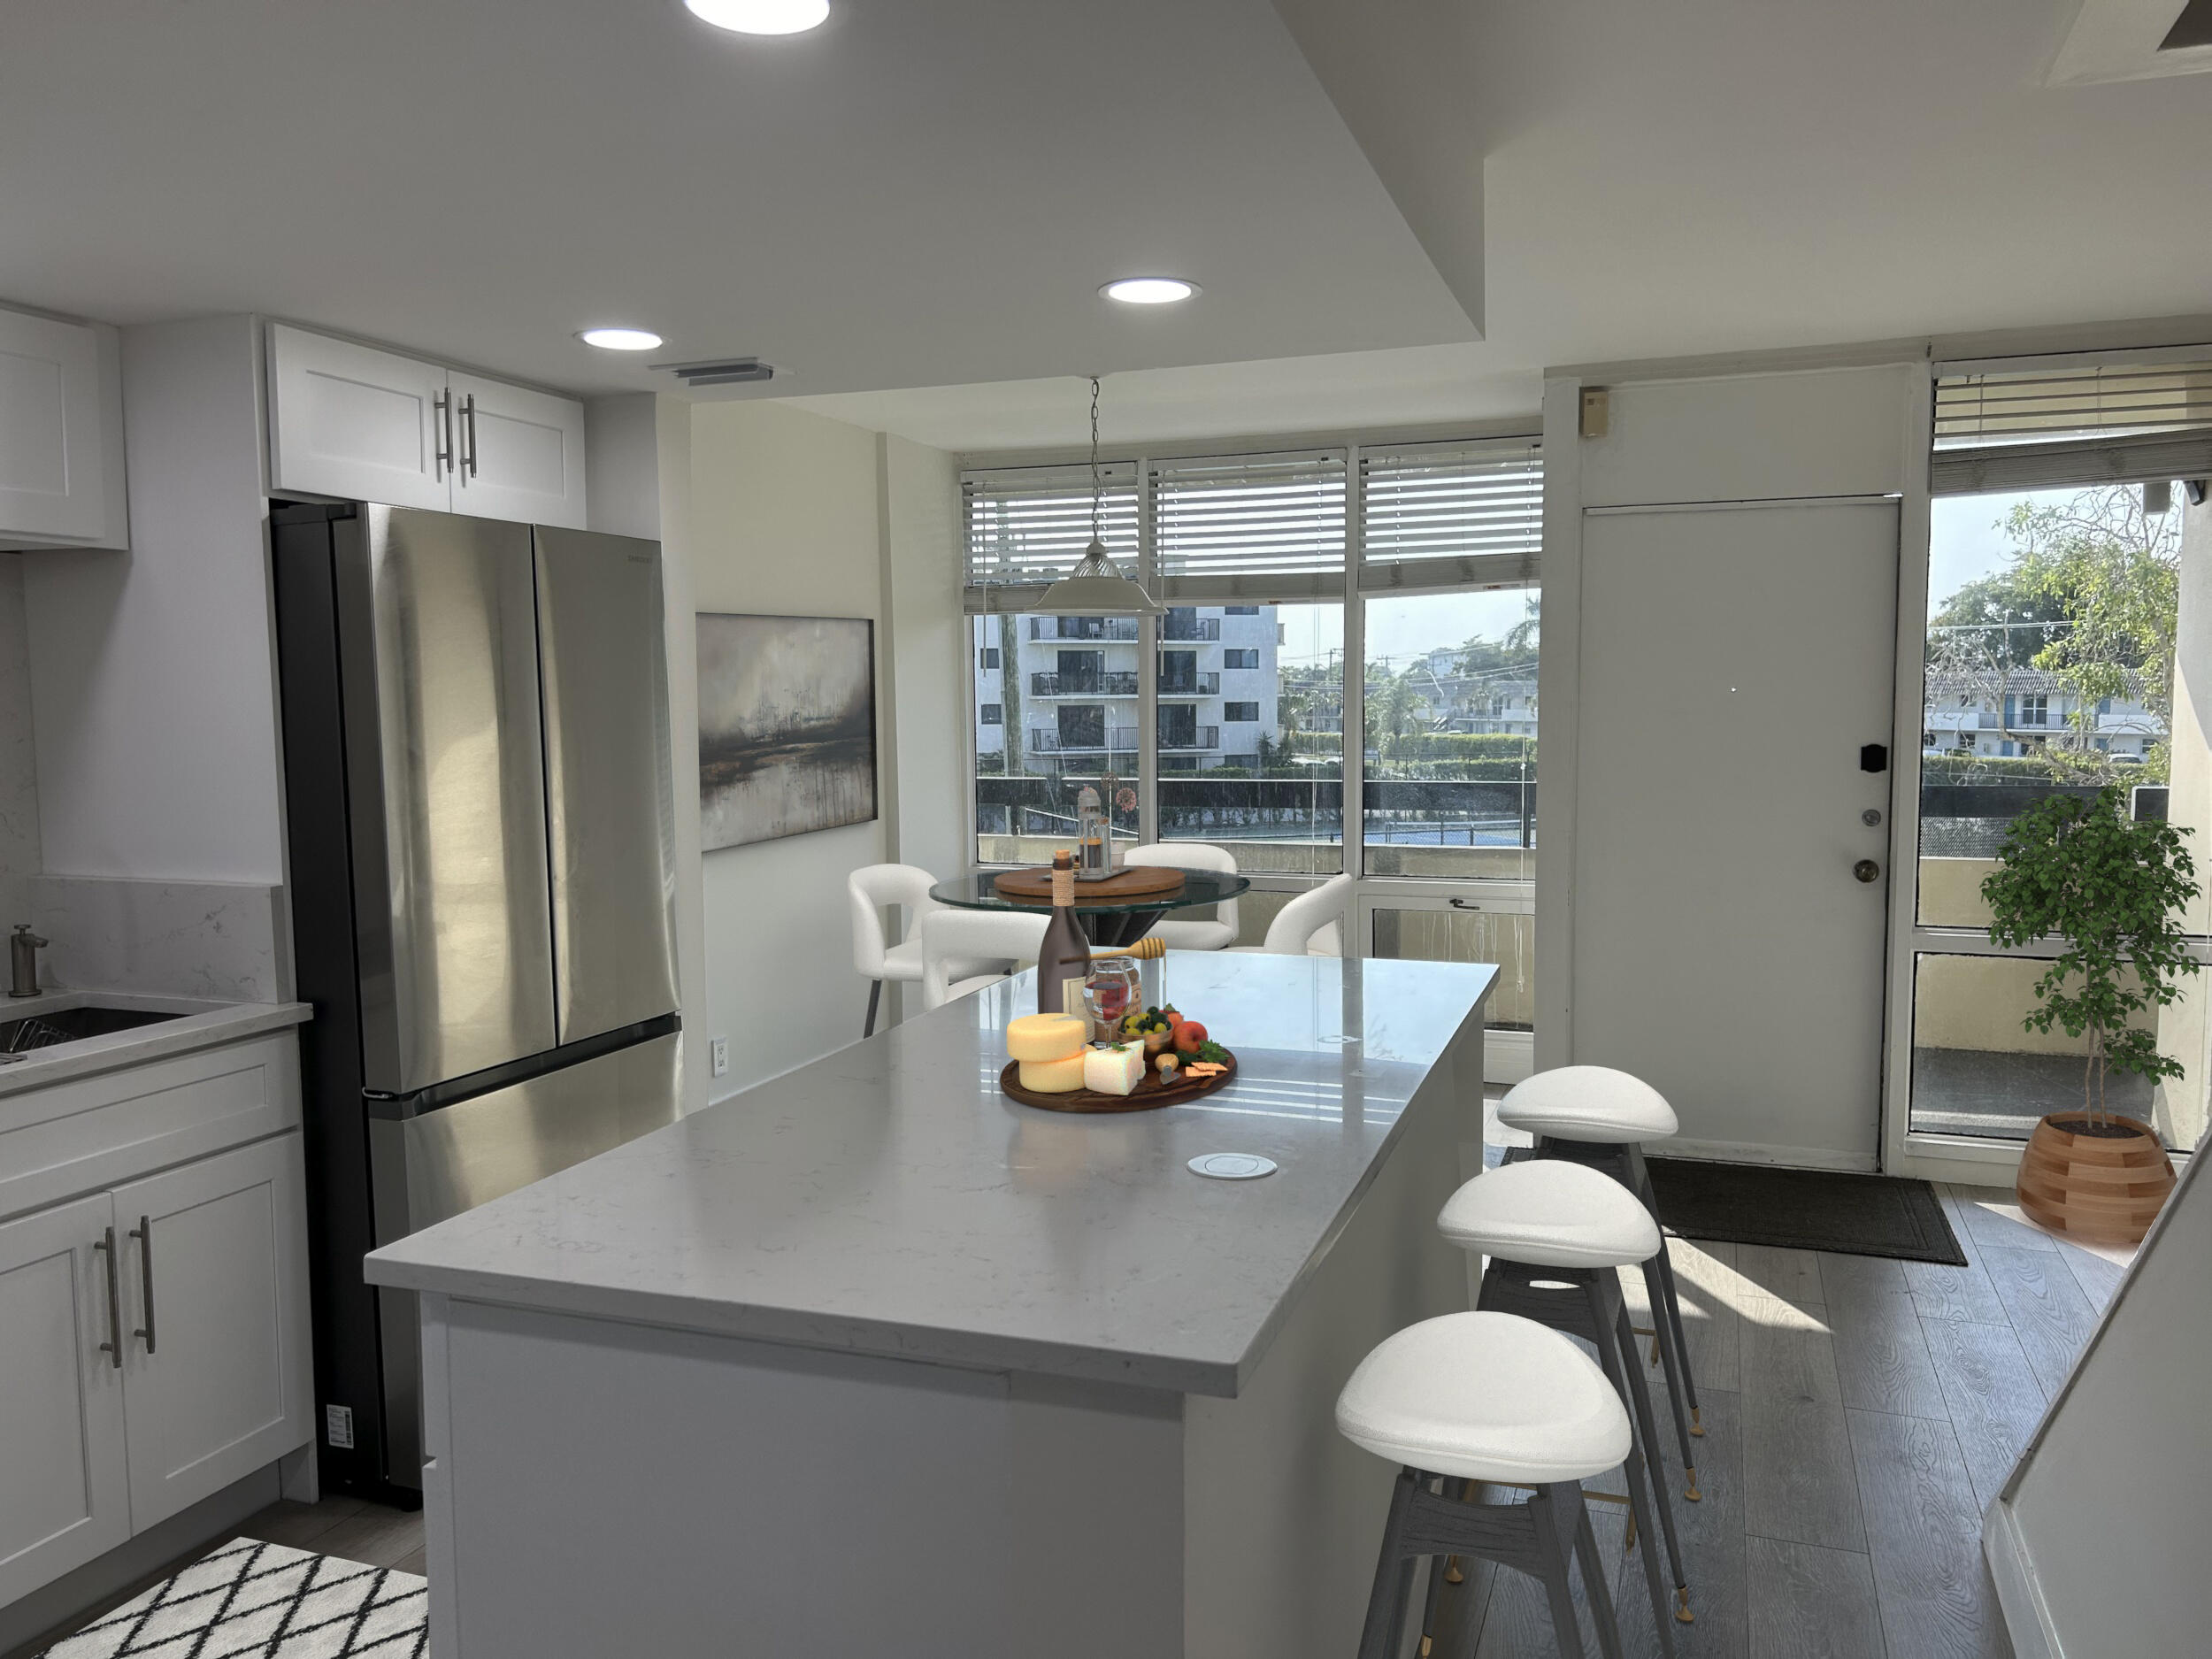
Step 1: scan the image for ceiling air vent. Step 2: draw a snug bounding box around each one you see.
[655,357,777,388]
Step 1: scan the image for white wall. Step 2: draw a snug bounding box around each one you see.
[0,557,40,928]
[22,316,284,883]
[1987,1151,2212,1657]
[879,433,965,881]
[686,402,962,1099]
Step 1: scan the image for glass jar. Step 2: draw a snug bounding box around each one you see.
[1082,956,1141,1042]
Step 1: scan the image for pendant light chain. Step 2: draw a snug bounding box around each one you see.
[1089,374,1103,544]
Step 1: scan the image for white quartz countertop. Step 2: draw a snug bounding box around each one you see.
[0,987,311,1096]
[366,954,1495,1396]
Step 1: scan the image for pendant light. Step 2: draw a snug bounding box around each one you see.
[1040,376,1163,615]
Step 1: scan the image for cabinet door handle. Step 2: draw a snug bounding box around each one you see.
[434,390,452,482]
[93,1227,121,1370]
[463,394,479,478]
[130,1215,156,1355]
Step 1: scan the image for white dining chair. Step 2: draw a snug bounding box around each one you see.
[919,909,1050,1010]
[1232,871,1352,956]
[849,864,942,1036]
[1118,842,1240,950]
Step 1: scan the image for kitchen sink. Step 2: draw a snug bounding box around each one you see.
[0,1003,181,1056]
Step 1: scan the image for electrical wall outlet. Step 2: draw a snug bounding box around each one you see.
[710,1035,729,1078]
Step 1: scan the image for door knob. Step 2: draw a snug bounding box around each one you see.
[1854,859,1881,883]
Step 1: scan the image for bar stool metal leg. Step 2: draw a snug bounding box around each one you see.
[1358,1468,1423,1659]
[1625,1143,1704,1441]
[1591,1277,1693,1632]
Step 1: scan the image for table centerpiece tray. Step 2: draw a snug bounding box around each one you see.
[1001,1050,1236,1114]
[992,864,1187,902]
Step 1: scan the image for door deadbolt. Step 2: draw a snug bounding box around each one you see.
[1861,808,1883,827]
[1854,859,1881,883]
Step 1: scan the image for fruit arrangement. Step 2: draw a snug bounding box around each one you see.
[1118,1003,1231,1076]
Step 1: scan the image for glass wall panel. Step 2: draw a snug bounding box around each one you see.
[972,613,1141,865]
[1156,603,1346,878]
[1370,906,1534,1033]
[1362,588,1539,879]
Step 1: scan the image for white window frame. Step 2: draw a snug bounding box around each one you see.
[960,420,1543,1081]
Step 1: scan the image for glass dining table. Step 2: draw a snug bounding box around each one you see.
[927,868,1251,948]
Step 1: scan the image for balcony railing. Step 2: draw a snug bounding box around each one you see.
[1031,670,1140,697]
[1157,672,1221,697]
[1158,724,1221,751]
[1029,617,1141,641]
[1162,617,1222,641]
[1027,726,1142,753]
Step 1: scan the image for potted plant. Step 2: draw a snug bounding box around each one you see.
[1981,783,2198,1245]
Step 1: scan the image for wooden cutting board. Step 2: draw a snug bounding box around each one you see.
[1001,1051,1235,1114]
[992,864,1187,902]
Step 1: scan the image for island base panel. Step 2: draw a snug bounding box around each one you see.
[414,1026,1484,1657]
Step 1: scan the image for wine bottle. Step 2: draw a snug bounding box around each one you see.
[1035,850,1090,1016]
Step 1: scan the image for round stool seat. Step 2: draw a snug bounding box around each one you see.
[1496,1065,1678,1144]
[1336,1311,1632,1484]
[1438,1162,1661,1269]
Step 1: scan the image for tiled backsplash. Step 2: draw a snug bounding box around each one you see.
[27,875,288,1002]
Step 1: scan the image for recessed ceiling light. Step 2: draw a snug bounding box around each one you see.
[684,0,829,35]
[578,327,664,351]
[1102,277,1199,305]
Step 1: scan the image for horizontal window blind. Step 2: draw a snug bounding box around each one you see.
[1932,357,2212,495]
[1934,361,2212,447]
[1359,438,1541,591]
[1151,450,1346,602]
[964,462,1138,611]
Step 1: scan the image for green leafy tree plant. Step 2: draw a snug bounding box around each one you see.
[1980,784,2200,1131]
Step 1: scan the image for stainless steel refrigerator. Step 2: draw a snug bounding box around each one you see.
[272,502,682,1502]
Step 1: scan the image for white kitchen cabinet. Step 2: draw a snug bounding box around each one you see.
[0,306,128,550]
[0,1194,132,1609]
[266,324,587,526]
[449,371,588,527]
[111,1135,313,1532]
[266,325,451,511]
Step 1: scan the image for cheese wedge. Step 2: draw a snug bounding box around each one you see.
[1082,1044,1146,1096]
[1006,1012,1088,1064]
[1017,1053,1088,1093]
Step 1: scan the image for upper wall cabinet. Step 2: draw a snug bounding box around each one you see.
[266,324,588,528]
[0,306,129,551]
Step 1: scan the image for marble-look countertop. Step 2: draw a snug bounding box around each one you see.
[0,987,312,1096]
[367,954,1495,1396]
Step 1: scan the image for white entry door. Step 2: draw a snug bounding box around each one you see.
[1574,501,1899,1167]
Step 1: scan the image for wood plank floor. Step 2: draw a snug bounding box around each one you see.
[1416,1179,2131,1659]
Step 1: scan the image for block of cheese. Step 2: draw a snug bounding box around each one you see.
[1006,1012,1088,1064]
[1017,1052,1087,1093]
[1082,1043,1146,1097]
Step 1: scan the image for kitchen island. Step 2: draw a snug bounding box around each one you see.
[365,952,1494,1658]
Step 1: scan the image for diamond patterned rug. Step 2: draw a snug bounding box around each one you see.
[44,1537,426,1658]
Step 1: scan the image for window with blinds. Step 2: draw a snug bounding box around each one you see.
[1932,357,2212,495]
[1150,450,1346,603]
[963,461,1138,610]
[1358,438,1542,590]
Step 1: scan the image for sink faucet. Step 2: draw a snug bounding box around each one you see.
[10,925,47,998]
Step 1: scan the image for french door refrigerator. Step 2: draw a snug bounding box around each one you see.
[272,501,682,1502]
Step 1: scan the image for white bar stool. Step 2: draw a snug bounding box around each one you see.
[1496,1066,1703,1479]
[1439,1161,1694,1641]
[1337,1310,1632,1659]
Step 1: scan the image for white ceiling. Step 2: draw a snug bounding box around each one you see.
[795,0,2212,449]
[0,0,1471,401]
[8,2,2212,454]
